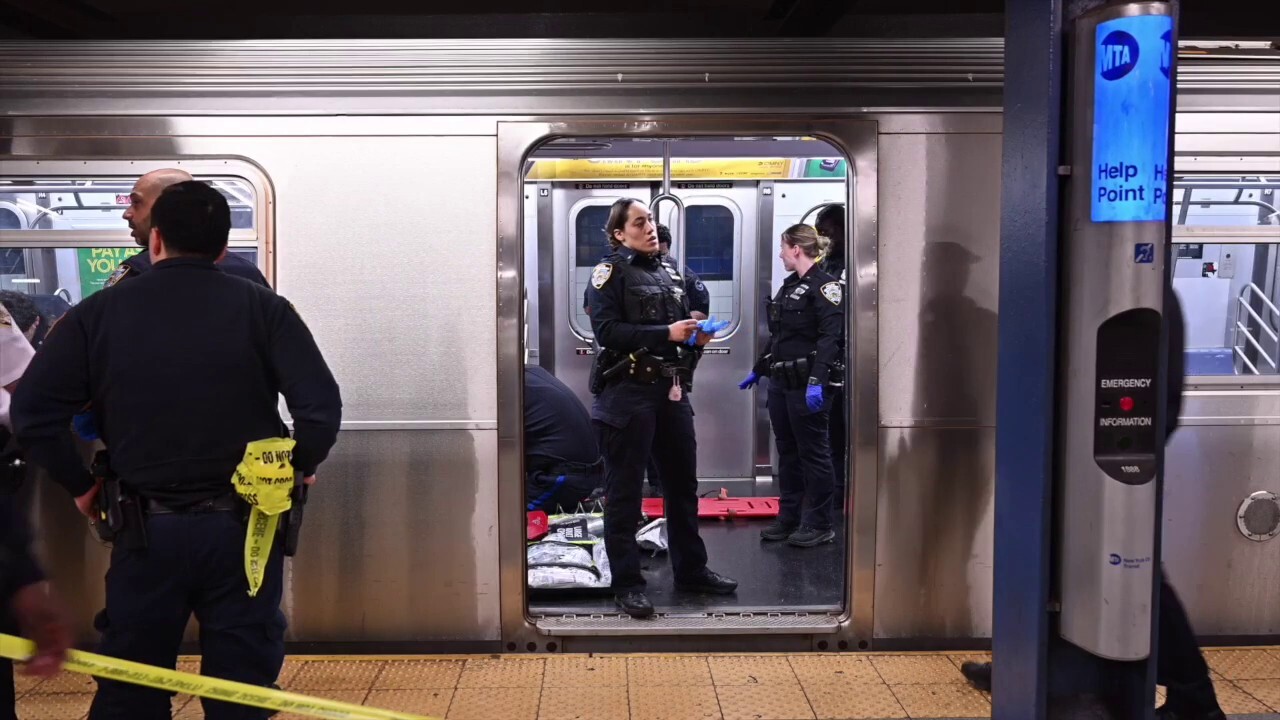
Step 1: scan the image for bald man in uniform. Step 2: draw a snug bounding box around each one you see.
[110,169,269,289]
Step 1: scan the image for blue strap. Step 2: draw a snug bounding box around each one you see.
[528,474,568,511]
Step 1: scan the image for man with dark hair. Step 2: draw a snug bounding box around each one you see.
[110,168,269,289]
[0,292,39,345]
[525,364,603,511]
[13,180,343,720]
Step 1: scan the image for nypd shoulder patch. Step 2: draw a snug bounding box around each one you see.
[821,282,843,306]
[103,263,133,288]
[591,263,613,289]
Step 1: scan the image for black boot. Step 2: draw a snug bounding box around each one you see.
[615,590,655,619]
[675,568,738,595]
[1157,679,1225,720]
[760,522,797,541]
[787,526,836,548]
[960,661,992,692]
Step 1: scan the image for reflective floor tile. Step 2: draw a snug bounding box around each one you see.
[805,682,908,720]
[375,660,466,689]
[627,657,713,687]
[890,684,990,719]
[629,685,721,720]
[538,685,629,720]
[287,659,386,690]
[709,656,802,687]
[366,688,454,716]
[716,683,815,720]
[456,658,545,689]
[543,656,628,688]
[448,687,541,720]
[788,656,883,687]
[870,656,966,686]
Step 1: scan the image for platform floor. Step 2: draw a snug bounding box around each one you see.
[15,647,1280,719]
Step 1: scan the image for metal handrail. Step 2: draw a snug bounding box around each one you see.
[1237,293,1280,343]
[649,140,686,274]
[1242,282,1280,334]
[799,201,843,227]
[1234,346,1262,375]
[1235,320,1278,370]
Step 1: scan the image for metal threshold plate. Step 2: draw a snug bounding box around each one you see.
[534,613,841,636]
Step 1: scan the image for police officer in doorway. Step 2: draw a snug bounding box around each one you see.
[110,168,270,289]
[586,198,737,618]
[960,287,1224,720]
[814,205,848,507]
[741,224,844,547]
[13,181,342,720]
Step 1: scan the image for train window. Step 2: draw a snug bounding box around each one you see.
[1171,176,1280,378]
[0,176,258,233]
[0,163,270,305]
[568,201,615,338]
[680,201,742,330]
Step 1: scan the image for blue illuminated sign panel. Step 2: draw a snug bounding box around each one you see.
[1091,14,1174,223]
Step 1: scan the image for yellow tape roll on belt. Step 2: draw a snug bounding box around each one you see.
[0,634,436,720]
[232,437,298,597]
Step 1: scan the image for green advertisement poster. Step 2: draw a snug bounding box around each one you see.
[802,158,847,178]
[78,247,142,298]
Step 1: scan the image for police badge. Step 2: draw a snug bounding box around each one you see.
[591,263,613,289]
[820,282,843,306]
[103,263,133,289]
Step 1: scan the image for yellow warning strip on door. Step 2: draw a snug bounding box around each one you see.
[0,634,437,720]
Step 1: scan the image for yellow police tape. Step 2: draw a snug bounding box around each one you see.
[232,437,297,597]
[0,633,438,720]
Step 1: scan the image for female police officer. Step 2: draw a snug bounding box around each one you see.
[585,198,737,618]
[741,224,844,548]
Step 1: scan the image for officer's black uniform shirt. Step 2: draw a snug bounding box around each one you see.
[524,365,599,472]
[585,245,693,360]
[760,264,844,385]
[583,252,709,317]
[118,249,270,288]
[0,492,43,605]
[13,258,342,506]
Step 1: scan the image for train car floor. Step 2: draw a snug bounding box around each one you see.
[15,648,1280,719]
[530,518,846,616]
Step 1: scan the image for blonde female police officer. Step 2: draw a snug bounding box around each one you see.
[741,224,844,547]
[585,198,737,619]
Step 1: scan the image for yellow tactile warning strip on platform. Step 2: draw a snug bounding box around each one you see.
[14,648,1280,719]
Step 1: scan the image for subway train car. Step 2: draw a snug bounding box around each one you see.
[0,39,1277,654]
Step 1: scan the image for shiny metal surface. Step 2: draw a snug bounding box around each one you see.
[0,40,1268,117]
[286,430,500,642]
[536,614,840,636]
[874,428,994,640]
[1164,424,1280,636]
[877,132,1002,428]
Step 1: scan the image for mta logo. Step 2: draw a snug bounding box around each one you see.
[1109,554,1122,566]
[1100,30,1140,80]
[1160,29,1172,78]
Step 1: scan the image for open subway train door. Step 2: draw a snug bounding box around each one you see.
[499,119,877,650]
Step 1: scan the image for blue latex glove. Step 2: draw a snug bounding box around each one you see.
[686,315,732,346]
[805,383,824,413]
[738,372,760,390]
[72,412,99,442]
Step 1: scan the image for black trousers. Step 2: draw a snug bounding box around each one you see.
[89,510,286,720]
[594,382,707,592]
[1158,573,1219,711]
[767,383,835,531]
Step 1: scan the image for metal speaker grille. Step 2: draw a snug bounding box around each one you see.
[1237,491,1280,542]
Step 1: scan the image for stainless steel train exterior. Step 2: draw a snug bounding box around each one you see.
[0,39,1277,653]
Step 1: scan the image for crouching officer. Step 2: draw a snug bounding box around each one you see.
[586,198,737,619]
[741,224,844,548]
[12,181,342,720]
[525,363,603,512]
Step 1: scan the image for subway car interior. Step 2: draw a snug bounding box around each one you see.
[0,4,1278,677]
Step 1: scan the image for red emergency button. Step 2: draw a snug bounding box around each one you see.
[1119,396,1135,412]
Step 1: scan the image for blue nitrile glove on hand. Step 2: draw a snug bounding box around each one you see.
[805,382,824,413]
[686,315,732,346]
[73,412,99,442]
[738,372,760,390]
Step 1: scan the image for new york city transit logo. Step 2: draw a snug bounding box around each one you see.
[1099,30,1140,80]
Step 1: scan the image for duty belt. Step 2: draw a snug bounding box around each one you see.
[145,494,242,516]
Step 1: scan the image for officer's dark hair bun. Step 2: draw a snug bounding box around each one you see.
[151,181,231,260]
[604,197,646,249]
